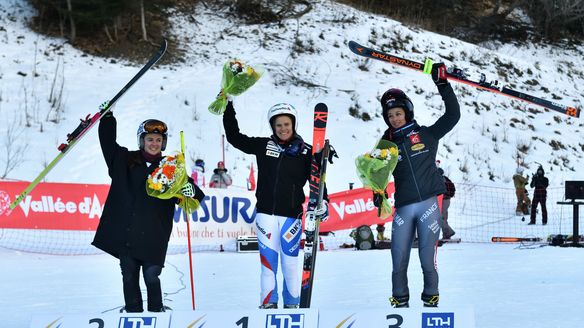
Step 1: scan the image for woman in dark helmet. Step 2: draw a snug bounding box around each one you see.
[222,99,329,309]
[92,109,205,313]
[374,63,460,308]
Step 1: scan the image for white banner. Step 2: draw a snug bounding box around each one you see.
[169,188,257,249]
[171,309,318,328]
[318,308,475,328]
[30,312,171,328]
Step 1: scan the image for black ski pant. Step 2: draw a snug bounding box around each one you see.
[391,196,441,299]
[119,254,163,312]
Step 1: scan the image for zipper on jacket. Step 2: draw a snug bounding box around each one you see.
[271,153,285,214]
[398,128,423,202]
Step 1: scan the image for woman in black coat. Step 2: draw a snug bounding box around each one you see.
[92,112,204,312]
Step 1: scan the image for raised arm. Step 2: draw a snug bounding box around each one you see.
[427,64,461,140]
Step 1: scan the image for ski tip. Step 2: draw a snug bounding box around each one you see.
[315,103,328,111]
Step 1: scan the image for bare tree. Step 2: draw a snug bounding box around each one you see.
[1,118,29,179]
[65,0,76,43]
[140,0,148,41]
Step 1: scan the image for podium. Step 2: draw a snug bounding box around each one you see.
[556,201,584,247]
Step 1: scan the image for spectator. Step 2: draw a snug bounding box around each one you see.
[438,168,456,239]
[191,159,206,187]
[529,166,549,225]
[512,167,531,215]
[209,161,232,188]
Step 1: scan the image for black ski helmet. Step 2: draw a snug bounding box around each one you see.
[137,119,168,151]
[380,88,414,126]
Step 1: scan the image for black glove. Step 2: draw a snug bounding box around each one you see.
[431,63,448,86]
[327,144,339,164]
[373,190,388,208]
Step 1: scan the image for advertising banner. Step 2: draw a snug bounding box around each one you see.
[0,181,407,237]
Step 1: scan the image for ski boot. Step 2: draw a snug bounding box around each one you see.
[259,303,278,309]
[389,295,409,308]
[149,305,172,312]
[284,304,299,309]
[422,293,439,307]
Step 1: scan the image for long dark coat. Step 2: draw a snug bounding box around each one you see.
[92,115,204,266]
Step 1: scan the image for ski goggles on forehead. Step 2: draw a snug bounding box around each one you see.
[143,120,167,134]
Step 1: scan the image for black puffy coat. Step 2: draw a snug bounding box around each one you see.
[92,115,204,266]
[381,83,460,208]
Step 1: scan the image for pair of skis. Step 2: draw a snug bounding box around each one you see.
[348,41,580,118]
[8,40,168,211]
[299,103,330,308]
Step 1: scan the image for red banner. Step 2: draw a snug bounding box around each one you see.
[318,185,396,232]
[1,181,439,233]
[0,181,109,230]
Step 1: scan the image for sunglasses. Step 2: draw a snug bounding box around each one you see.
[143,120,167,134]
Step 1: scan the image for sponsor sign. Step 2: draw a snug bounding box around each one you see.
[30,313,170,328]
[2,181,437,237]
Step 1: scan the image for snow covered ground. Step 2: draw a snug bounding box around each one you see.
[1,243,582,328]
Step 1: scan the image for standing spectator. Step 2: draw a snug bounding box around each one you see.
[209,161,232,188]
[512,167,531,215]
[529,166,549,225]
[191,159,206,187]
[438,168,456,239]
[93,111,205,313]
[372,63,460,308]
[222,100,329,309]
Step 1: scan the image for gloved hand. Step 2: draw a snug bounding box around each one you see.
[181,182,195,198]
[315,200,329,222]
[99,100,113,117]
[327,145,339,164]
[373,190,388,208]
[431,63,448,86]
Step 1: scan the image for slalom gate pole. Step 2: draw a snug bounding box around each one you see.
[180,131,196,310]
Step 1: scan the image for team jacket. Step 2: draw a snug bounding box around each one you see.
[382,83,460,208]
[223,102,323,219]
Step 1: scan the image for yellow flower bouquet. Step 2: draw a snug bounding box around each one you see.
[355,139,399,218]
[146,152,199,213]
[208,59,264,115]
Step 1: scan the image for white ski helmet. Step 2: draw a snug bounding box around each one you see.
[137,119,168,151]
[267,103,298,132]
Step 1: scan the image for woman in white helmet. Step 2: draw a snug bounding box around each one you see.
[222,99,328,309]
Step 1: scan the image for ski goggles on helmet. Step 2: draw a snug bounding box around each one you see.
[142,119,168,134]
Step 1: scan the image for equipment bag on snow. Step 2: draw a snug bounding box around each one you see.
[351,225,375,250]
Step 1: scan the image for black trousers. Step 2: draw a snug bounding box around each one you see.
[119,254,163,312]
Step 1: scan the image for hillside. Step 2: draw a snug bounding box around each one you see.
[1,0,583,193]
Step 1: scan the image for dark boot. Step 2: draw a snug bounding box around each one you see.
[259,303,278,309]
[422,293,439,307]
[390,295,409,308]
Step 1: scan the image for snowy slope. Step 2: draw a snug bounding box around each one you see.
[1,0,583,193]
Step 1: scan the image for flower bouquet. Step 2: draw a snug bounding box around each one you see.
[146,152,200,213]
[208,59,264,115]
[355,139,399,219]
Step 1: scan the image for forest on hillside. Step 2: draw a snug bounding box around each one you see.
[26,0,584,61]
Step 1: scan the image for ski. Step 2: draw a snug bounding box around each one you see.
[8,39,168,211]
[491,236,542,243]
[438,238,461,246]
[300,103,329,308]
[348,41,580,118]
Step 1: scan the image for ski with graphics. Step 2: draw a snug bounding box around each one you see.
[8,39,168,211]
[348,40,580,118]
[300,103,330,308]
